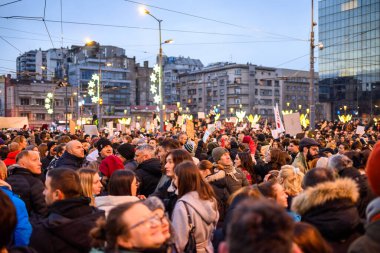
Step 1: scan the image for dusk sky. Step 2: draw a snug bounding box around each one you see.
[0,0,317,76]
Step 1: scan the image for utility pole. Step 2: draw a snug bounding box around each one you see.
[309,0,316,130]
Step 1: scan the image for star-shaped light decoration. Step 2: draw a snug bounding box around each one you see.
[91,73,100,82]
[47,109,53,114]
[150,85,157,94]
[150,73,157,83]
[153,94,161,104]
[91,96,99,103]
[236,110,247,122]
[45,98,50,103]
[153,64,160,73]
[47,93,53,99]
[88,89,95,96]
[45,104,50,109]
[246,114,261,125]
[88,81,95,88]
[215,113,221,121]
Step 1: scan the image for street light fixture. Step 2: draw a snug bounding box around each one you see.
[142,8,173,132]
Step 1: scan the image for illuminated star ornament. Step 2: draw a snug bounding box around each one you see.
[45,92,54,114]
[150,64,160,105]
[88,73,100,104]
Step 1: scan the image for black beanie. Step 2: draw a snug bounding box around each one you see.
[96,138,112,153]
[117,143,135,160]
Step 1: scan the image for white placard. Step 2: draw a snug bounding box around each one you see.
[170,113,175,120]
[116,123,122,131]
[135,122,141,130]
[207,124,216,133]
[203,130,211,142]
[215,121,222,129]
[181,124,186,132]
[198,112,205,119]
[106,121,114,136]
[84,125,99,136]
[356,125,365,135]
[283,113,303,137]
[0,117,29,129]
[271,129,280,139]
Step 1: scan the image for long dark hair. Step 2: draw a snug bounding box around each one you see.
[175,161,216,200]
[166,149,193,167]
[108,170,136,196]
[237,152,256,183]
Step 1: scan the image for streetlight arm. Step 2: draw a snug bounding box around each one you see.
[146,12,162,23]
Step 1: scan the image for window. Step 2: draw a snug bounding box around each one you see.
[235,88,241,94]
[20,112,29,118]
[235,69,241,75]
[220,89,225,95]
[235,99,241,104]
[36,113,45,120]
[36,99,44,106]
[20,98,30,105]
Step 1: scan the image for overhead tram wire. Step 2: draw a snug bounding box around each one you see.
[0,35,21,53]
[124,0,307,42]
[0,0,22,8]
[0,16,254,37]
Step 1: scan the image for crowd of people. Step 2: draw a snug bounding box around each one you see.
[0,118,380,253]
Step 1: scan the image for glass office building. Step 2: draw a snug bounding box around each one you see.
[318,0,380,118]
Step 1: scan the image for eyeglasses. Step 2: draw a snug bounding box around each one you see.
[129,214,162,230]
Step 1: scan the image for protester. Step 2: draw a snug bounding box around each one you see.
[4,142,21,167]
[53,140,85,170]
[95,170,140,217]
[86,138,113,171]
[135,144,162,197]
[6,150,47,217]
[293,222,332,253]
[278,165,304,210]
[91,202,166,252]
[292,137,320,173]
[30,168,104,253]
[78,168,103,206]
[116,143,137,170]
[171,161,219,253]
[234,151,256,184]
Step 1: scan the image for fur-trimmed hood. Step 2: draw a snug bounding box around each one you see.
[292,178,359,215]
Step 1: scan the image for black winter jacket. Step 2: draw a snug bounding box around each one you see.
[6,166,48,217]
[135,158,162,197]
[150,178,178,218]
[53,151,84,171]
[30,197,104,253]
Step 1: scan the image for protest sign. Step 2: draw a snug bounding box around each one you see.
[356,125,365,135]
[283,113,303,136]
[177,116,183,126]
[69,120,76,134]
[84,125,98,136]
[271,129,281,139]
[0,117,29,129]
[186,120,195,139]
[198,112,205,119]
[215,121,222,129]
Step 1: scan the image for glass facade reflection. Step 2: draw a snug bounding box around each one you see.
[318,0,380,118]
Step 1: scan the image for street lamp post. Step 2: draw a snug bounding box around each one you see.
[143,9,173,133]
[309,0,316,130]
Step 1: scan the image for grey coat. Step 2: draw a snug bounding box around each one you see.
[172,191,219,253]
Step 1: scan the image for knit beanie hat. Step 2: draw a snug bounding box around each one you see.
[117,143,135,160]
[366,197,380,222]
[207,142,219,153]
[99,155,124,178]
[184,143,194,154]
[257,134,266,142]
[366,141,380,196]
[212,147,229,163]
[96,138,112,153]
[47,141,56,152]
[242,136,252,144]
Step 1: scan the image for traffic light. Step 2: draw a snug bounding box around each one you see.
[99,98,103,105]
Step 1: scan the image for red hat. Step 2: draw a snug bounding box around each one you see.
[99,155,124,178]
[366,141,380,196]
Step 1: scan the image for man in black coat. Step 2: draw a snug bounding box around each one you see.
[6,150,48,217]
[135,144,162,197]
[30,168,104,253]
[53,140,85,170]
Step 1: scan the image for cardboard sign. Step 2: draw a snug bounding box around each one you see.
[135,122,141,130]
[283,113,302,137]
[84,125,98,136]
[198,112,205,119]
[106,122,114,136]
[356,125,365,135]
[69,120,76,134]
[170,113,175,120]
[0,117,29,129]
[186,120,195,139]
[207,124,216,133]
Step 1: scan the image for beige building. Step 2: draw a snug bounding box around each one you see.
[5,78,77,128]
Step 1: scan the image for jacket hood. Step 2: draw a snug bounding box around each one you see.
[44,197,104,250]
[292,178,359,215]
[95,195,139,208]
[137,158,162,176]
[180,191,219,225]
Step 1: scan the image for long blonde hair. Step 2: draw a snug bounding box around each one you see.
[278,165,304,196]
[0,160,7,180]
[78,168,97,206]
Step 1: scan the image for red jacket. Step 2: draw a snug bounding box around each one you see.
[4,150,21,166]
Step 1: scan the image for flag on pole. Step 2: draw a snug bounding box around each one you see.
[274,103,285,132]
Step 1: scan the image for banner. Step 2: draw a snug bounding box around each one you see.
[274,103,285,132]
[0,117,29,129]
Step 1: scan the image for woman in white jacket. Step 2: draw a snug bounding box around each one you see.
[172,161,219,253]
